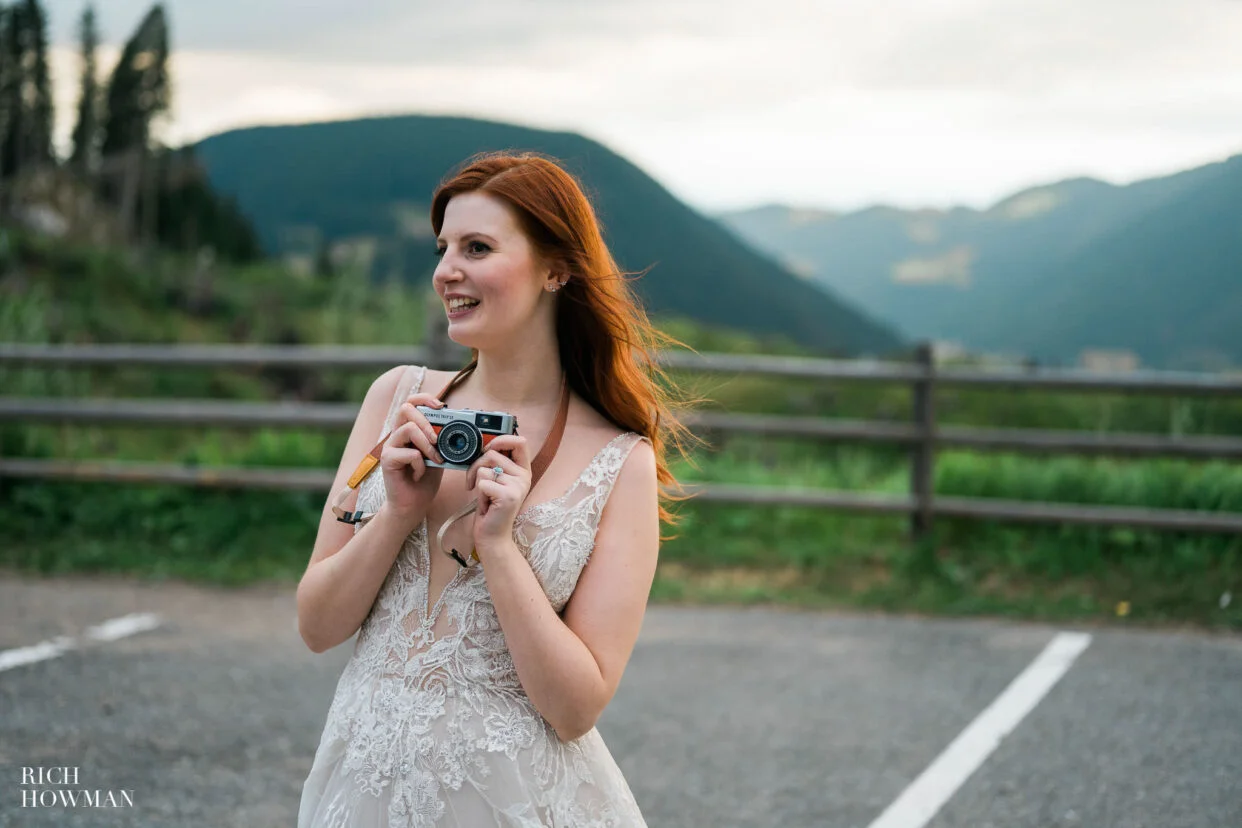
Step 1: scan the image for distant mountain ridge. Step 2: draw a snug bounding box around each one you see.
[719,155,1242,370]
[191,114,902,357]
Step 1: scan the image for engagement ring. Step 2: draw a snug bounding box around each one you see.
[492,466,504,481]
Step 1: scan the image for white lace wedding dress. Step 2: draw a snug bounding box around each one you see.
[298,366,651,827]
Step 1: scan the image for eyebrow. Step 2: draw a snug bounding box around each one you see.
[435,231,497,245]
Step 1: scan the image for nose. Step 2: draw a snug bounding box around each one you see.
[432,252,463,293]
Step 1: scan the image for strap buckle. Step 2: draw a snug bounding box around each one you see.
[335,509,369,525]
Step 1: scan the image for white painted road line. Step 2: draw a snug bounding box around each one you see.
[0,613,162,673]
[866,631,1093,828]
[0,635,77,672]
[84,612,162,642]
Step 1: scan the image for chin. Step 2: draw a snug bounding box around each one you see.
[446,319,492,351]
[446,320,477,345]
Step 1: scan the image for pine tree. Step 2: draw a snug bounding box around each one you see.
[100,3,169,157]
[0,6,10,179]
[69,4,100,171]
[23,0,50,164]
[0,4,24,178]
[0,0,53,176]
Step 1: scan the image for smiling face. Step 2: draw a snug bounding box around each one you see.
[433,191,559,351]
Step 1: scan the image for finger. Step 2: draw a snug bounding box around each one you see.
[466,454,511,491]
[398,402,441,450]
[380,446,422,472]
[482,435,530,472]
[475,478,507,512]
[475,480,490,516]
[407,450,427,481]
[465,453,484,490]
[480,449,523,477]
[390,421,433,456]
[393,421,444,465]
[467,450,522,490]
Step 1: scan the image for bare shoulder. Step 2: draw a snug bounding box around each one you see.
[375,364,409,387]
[361,365,408,413]
[568,394,654,476]
[566,393,626,451]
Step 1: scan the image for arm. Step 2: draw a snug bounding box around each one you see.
[481,439,659,741]
[297,366,414,653]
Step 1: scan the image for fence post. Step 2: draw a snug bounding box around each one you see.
[910,341,936,542]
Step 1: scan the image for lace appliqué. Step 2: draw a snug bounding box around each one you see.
[312,368,649,826]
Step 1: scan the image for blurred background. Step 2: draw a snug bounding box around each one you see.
[1,0,1240,630]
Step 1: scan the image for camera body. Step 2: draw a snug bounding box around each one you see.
[416,405,518,470]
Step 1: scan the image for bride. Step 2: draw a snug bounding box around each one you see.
[295,151,691,826]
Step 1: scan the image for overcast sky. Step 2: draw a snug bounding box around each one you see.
[45,0,1242,213]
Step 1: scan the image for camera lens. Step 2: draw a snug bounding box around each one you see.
[437,421,481,464]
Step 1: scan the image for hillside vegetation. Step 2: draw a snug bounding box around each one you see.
[721,154,1242,370]
[192,114,902,357]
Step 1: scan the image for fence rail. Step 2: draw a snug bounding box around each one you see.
[5,342,1242,394]
[3,340,1241,537]
[6,398,1242,460]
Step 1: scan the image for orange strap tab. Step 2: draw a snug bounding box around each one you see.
[346,452,380,489]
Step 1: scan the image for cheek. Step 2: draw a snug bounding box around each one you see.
[478,267,540,308]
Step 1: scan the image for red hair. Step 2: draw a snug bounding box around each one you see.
[430,151,696,527]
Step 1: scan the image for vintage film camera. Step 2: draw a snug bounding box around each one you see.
[416,406,518,470]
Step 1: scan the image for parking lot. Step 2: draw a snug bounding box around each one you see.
[1,574,1239,827]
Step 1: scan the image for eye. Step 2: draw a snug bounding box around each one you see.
[433,246,445,258]
[467,240,490,255]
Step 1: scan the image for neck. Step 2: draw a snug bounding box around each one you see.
[472,335,563,409]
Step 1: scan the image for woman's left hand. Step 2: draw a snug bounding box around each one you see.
[467,435,532,557]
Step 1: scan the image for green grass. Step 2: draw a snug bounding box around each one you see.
[3,440,1239,630]
[652,443,1242,630]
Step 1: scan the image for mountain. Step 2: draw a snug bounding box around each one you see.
[719,155,1242,370]
[191,115,902,357]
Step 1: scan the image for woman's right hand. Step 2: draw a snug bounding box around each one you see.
[380,393,446,529]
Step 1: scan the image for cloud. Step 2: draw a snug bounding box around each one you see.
[44,0,1242,210]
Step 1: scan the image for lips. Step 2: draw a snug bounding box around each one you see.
[444,297,476,320]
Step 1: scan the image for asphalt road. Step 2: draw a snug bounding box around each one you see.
[0,573,1238,827]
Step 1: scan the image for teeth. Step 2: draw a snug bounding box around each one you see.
[448,297,479,310]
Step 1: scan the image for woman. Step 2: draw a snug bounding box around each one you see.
[296,151,691,826]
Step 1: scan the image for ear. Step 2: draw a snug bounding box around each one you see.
[542,256,570,290]
[538,252,570,292]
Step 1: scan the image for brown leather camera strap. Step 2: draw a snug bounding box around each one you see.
[331,367,570,531]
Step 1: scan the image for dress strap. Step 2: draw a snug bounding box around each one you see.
[590,433,649,510]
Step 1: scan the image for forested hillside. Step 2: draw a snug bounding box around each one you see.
[721,154,1242,369]
[193,115,903,357]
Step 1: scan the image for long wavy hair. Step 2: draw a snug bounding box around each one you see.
[430,150,697,527]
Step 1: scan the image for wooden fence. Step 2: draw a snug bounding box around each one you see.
[3,332,1242,539]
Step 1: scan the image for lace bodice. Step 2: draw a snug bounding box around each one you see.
[316,366,649,827]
